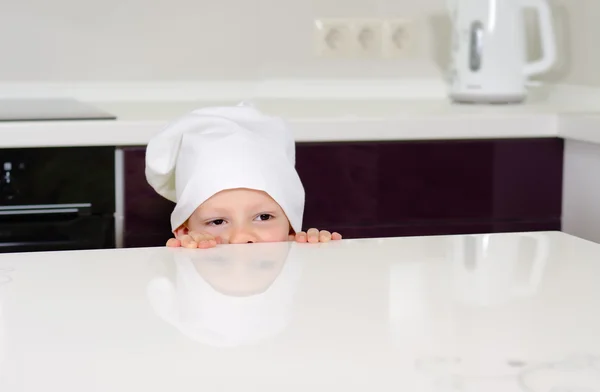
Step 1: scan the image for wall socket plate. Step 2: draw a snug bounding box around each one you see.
[314,18,354,58]
[382,18,415,58]
[353,19,384,58]
[314,18,415,59]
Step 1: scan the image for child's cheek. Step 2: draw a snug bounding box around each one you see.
[257,223,293,242]
[188,222,226,237]
[201,225,227,237]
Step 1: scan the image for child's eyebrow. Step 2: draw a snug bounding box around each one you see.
[246,204,279,213]
[198,204,279,217]
[196,208,229,217]
[253,210,279,215]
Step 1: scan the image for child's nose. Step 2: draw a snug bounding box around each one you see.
[228,227,257,244]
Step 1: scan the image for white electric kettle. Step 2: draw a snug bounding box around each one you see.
[447,0,557,104]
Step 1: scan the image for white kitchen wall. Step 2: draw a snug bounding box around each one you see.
[0,0,596,84]
[0,0,445,81]
[552,0,600,86]
[524,0,600,87]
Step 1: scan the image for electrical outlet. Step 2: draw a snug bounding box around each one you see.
[352,19,383,58]
[314,17,415,59]
[382,18,415,58]
[314,19,354,58]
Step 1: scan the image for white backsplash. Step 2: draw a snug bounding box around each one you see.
[0,0,597,86]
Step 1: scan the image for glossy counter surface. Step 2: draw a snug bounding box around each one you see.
[0,231,599,391]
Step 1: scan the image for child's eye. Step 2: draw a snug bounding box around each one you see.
[256,214,274,221]
[208,219,226,226]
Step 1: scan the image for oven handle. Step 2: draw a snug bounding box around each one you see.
[0,208,80,216]
[0,203,91,217]
[0,240,82,248]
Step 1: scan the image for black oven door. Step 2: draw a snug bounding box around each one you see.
[0,204,114,253]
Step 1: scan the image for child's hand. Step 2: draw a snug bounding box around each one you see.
[290,228,342,243]
[166,231,222,249]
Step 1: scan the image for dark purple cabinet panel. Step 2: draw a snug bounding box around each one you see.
[304,218,561,240]
[491,139,563,220]
[378,138,563,223]
[377,140,495,222]
[295,143,378,228]
[122,138,563,248]
[296,138,562,239]
[123,147,174,247]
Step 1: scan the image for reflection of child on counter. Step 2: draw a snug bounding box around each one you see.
[145,103,342,249]
[146,242,302,347]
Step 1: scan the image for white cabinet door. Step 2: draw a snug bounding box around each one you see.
[562,140,600,243]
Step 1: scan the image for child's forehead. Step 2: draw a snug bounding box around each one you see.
[207,188,273,200]
[196,188,281,210]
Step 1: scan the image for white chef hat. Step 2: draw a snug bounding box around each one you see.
[146,242,303,347]
[145,103,305,234]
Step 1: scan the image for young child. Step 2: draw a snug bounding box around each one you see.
[145,103,342,249]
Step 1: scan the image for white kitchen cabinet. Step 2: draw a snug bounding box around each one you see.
[562,139,600,243]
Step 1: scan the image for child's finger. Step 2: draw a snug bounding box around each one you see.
[188,231,217,248]
[188,231,209,242]
[307,228,319,243]
[166,238,181,247]
[332,232,342,241]
[295,231,307,243]
[197,240,217,248]
[319,230,332,242]
[180,235,198,248]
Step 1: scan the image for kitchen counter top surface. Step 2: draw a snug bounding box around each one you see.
[0,78,599,147]
[0,93,599,147]
[1,231,599,391]
[0,98,564,148]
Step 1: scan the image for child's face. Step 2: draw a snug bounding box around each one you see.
[183,188,291,244]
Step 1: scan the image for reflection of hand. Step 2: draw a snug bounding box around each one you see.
[166,231,222,249]
[290,228,342,243]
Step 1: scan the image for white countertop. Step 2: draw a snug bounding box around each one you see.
[1,231,599,391]
[1,80,600,148]
[0,100,564,148]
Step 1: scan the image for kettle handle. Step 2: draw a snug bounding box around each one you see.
[521,0,557,78]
